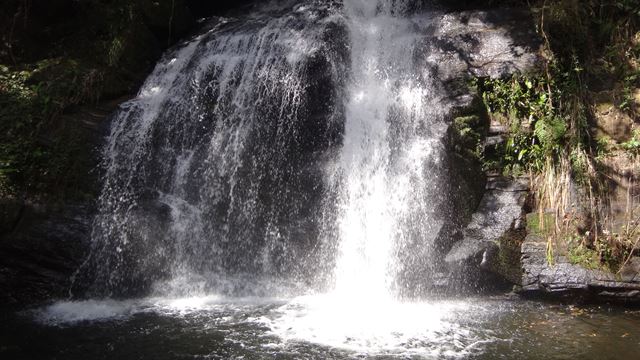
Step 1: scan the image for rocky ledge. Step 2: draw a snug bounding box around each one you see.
[520,234,640,303]
[438,27,640,302]
[450,175,640,303]
[444,177,529,288]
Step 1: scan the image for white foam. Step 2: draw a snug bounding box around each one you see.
[36,295,280,325]
[35,294,494,358]
[36,299,146,324]
[264,294,485,357]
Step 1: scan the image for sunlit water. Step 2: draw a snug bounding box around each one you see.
[331,0,447,301]
[1,297,639,359]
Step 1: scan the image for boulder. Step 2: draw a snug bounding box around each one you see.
[445,177,528,285]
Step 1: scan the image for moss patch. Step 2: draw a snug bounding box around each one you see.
[526,212,557,237]
[567,244,602,270]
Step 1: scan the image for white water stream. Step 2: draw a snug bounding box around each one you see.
[332,0,445,301]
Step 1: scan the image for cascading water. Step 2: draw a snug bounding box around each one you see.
[68,0,464,355]
[263,2,460,351]
[76,1,349,298]
[331,0,447,301]
[76,0,450,301]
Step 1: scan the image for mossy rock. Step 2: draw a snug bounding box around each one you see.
[494,228,526,285]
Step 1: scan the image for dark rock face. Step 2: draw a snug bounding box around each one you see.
[520,235,640,303]
[427,8,540,292]
[372,7,542,295]
[186,0,258,17]
[0,198,24,236]
[0,203,92,307]
[427,11,541,274]
[0,96,122,308]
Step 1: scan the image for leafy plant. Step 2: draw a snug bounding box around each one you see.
[452,115,484,161]
[568,243,601,270]
[478,75,562,174]
[620,129,640,154]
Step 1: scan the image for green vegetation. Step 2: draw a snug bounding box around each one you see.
[620,129,640,154]
[565,232,634,273]
[452,114,486,162]
[0,0,196,200]
[0,60,103,198]
[479,0,640,271]
[567,243,602,270]
[478,75,566,174]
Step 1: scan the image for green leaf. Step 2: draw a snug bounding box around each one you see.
[525,79,533,89]
[518,149,528,161]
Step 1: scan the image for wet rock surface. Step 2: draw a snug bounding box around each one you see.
[405,7,541,293]
[431,9,542,82]
[434,6,540,267]
[423,8,542,112]
[444,177,528,284]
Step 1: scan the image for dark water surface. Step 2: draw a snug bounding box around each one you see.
[1,297,638,359]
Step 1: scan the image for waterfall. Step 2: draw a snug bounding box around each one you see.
[79,2,348,297]
[331,0,446,300]
[77,0,449,300]
[28,3,556,357]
